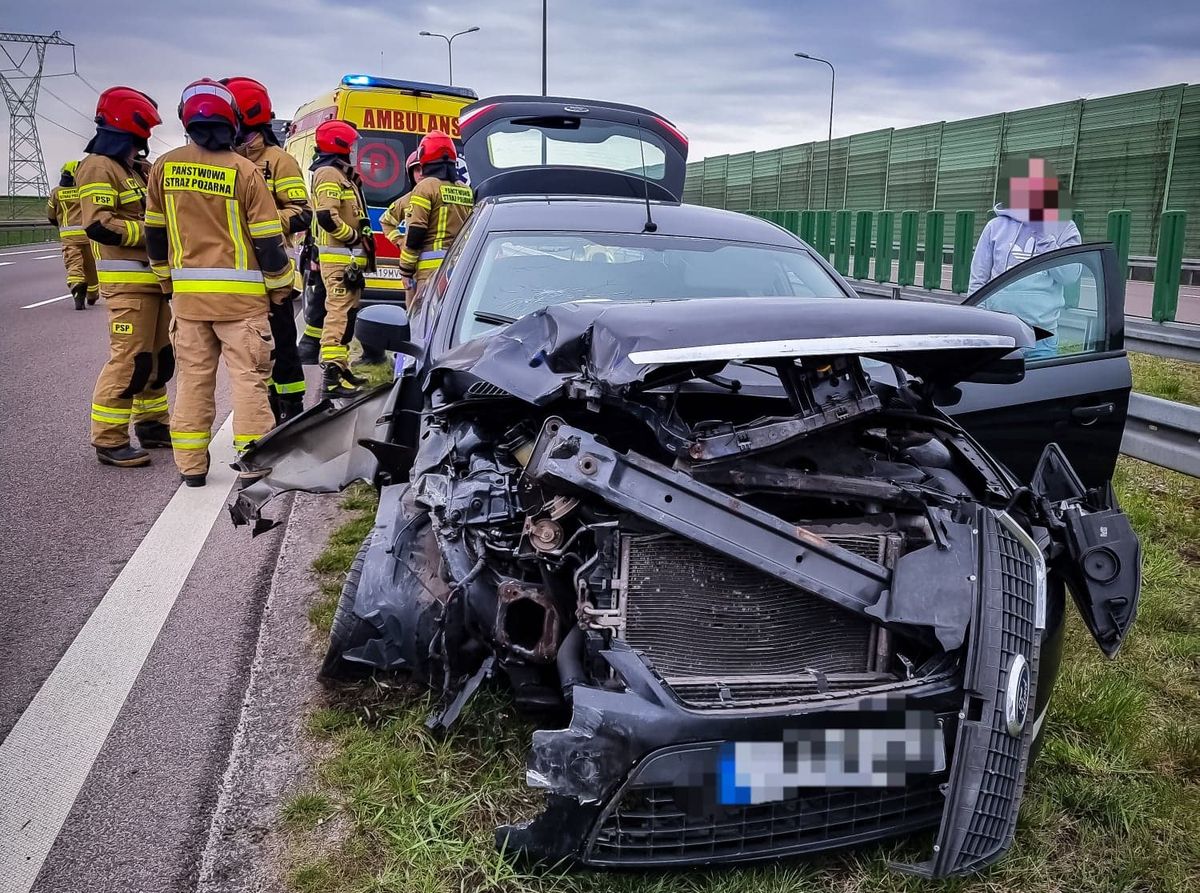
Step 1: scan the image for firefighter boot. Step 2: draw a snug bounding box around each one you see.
[182,451,211,488]
[297,333,320,365]
[71,282,88,311]
[96,444,151,468]
[275,393,305,426]
[134,419,172,449]
[321,363,362,398]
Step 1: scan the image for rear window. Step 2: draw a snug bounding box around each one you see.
[485,118,668,180]
[456,231,844,343]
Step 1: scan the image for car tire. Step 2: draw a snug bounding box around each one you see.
[319,541,375,681]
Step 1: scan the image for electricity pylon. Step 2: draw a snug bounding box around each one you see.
[0,31,75,212]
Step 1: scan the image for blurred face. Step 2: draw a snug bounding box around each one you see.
[411,166,424,184]
[1003,157,1070,223]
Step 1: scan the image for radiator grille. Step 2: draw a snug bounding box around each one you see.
[587,779,944,865]
[953,521,1040,872]
[666,674,893,709]
[621,534,875,680]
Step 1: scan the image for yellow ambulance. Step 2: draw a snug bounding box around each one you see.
[284,75,477,304]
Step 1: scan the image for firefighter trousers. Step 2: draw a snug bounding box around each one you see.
[90,292,172,448]
[268,293,304,397]
[169,314,275,475]
[301,275,326,342]
[317,261,361,368]
[61,240,98,298]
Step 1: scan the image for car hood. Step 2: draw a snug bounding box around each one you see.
[432,297,1038,404]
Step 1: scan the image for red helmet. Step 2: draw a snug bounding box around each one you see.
[179,78,238,129]
[417,130,456,165]
[95,87,161,139]
[406,150,420,174]
[315,119,358,155]
[221,76,273,127]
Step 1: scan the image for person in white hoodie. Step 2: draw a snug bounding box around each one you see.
[969,157,1081,359]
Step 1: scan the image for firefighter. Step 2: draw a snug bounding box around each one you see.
[48,160,99,310]
[310,119,371,397]
[379,150,422,250]
[144,79,295,486]
[77,86,172,468]
[397,130,474,317]
[223,76,313,424]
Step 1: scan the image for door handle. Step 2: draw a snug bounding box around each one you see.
[1071,402,1115,425]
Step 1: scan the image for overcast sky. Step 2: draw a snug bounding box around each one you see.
[5,0,1199,186]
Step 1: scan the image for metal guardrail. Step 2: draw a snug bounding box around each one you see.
[1123,394,1200,479]
[0,219,55,247]
[849,279,1200,478]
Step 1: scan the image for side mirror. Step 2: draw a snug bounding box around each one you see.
[355,304,421,358]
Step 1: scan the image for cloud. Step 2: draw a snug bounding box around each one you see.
[3,0,1198,191]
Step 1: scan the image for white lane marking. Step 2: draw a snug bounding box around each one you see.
[35,254,60,260]
[21,294,70,309]
[0,262,13,268]
[0,247,56,259]
[0,415,239,893]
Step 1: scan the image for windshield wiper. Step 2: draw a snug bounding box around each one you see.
[474,310,517,326]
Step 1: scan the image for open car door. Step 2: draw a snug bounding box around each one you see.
[458,95,688,201]
[940,243,1130,488]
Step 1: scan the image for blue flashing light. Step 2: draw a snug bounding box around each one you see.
[343,75,372,86]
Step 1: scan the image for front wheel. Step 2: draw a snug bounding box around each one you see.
[319,542,375,680]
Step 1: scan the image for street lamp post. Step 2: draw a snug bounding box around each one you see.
[794,52,836,210]
[419,26,481,86]
[541,0,548,95]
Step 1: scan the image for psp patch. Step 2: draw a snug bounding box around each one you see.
[112,321,134,335]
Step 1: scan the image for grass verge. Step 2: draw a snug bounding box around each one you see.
[284,461,1200,893]
[1129,352,1200,406]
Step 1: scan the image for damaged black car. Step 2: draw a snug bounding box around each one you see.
[231,97,1141,877]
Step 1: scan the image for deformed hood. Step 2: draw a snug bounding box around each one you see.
[433,297,1038,404]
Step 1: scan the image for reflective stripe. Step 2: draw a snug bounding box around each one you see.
[97,259,151,272]
[91,403,132,423]
[420,250,447,262]
[248,218,283,238]
[170,431,212,450]
[122,219,142,247]
[317,246,364,258]
[399,249,419,264]
[166,194,184,268]
[118,189,142,204]
[263,268,294,289]
[79,183,117,198]
[320,344,349,361]
[303,324,322,338]
[59,226,86,238]
[151,263,170,279]
[318,248,366,267]
[98,270,160,285]
[416,257,444,271]
[144,210,166,226]
[409,195,431,210]
[226,199,248,270]
[233,434,260,453]
[434,206,448,249]
[67,274,86,284]
[171,267,265,282]
[274,176,306,192]
[133,395,169,413]
[333,222,355,241]
[272,379,305,394]
[173,279,267,295]
[314,184,342,198]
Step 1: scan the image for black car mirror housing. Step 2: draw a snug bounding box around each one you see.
[356,304,421,358]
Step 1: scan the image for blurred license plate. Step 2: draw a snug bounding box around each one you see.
[371,267,404,280]
[718,718,946,805]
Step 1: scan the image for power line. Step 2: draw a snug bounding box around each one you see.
[73,71,101,95]
[37,111,88,140]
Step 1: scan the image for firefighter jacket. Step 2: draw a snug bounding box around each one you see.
[398,176,474,279]
[380,192,412,247]
[76,153,159,295]
[312,160,368,268]
[236,134,312,248]
[47,184,88,244]
[144,143,295,322]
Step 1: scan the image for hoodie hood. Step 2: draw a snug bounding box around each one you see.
[186,120,236,152]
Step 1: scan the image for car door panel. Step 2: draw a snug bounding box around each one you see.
[942,243,1128,488]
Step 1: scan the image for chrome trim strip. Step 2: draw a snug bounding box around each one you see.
[627,334,1017,365]
[995,510,1048,630]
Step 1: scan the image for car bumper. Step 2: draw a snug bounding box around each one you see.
[499,650,962,867]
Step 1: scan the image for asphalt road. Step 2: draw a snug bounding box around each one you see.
[0,246,313,893]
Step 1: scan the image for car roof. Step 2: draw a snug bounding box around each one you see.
[481,196,802,247]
